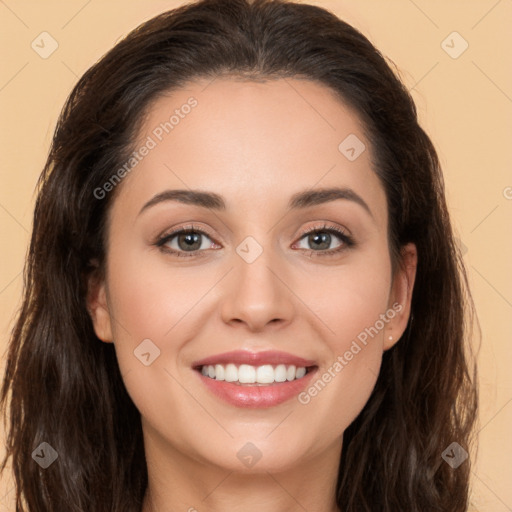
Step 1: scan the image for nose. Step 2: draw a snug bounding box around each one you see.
[220,245,296,332]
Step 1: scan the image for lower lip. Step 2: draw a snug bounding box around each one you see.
[195,368,318,408]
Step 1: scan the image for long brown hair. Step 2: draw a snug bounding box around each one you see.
[1,0,478,510]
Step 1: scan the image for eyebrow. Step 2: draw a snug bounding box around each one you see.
[139,186,373,218]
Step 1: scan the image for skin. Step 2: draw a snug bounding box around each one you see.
[87,77,417,512]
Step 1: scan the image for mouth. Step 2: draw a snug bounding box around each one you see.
[195,363,317,386]
[191,350,318,408]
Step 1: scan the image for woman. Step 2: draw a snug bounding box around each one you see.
[0,0,478,510]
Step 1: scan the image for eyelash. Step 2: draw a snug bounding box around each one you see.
[155,222,355,259]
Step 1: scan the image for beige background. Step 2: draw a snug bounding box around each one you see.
[1,1,511,510]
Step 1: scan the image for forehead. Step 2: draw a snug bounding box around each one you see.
[112,77,387,227]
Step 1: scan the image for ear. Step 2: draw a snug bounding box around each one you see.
[384,243,417,350]
[85,261,113,343]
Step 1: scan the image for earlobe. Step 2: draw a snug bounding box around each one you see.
[86,266,113,343]
[384,243,417,350]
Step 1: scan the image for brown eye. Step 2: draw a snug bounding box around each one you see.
[156,225,218,258]
[293,224,355,257]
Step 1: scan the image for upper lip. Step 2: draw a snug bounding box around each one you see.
[192,350,317,369]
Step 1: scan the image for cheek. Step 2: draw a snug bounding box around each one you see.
[298,345,382,441]
[104,247,227,405]
[106,248,207,339]
[295,257,391,425]
[306,254,392,346]
[103,252,204,429]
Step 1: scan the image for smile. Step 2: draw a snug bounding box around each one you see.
[191,350,319,408]
[199,363,310,385]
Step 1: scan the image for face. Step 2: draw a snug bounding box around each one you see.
[88,77,416,473]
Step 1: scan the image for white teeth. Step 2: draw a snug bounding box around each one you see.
[199,363,310,384]
[238,364,256,383]
[224,363,238,382]
[274,364,287,382]
[256,364,275,384]
[215,364,225,381]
